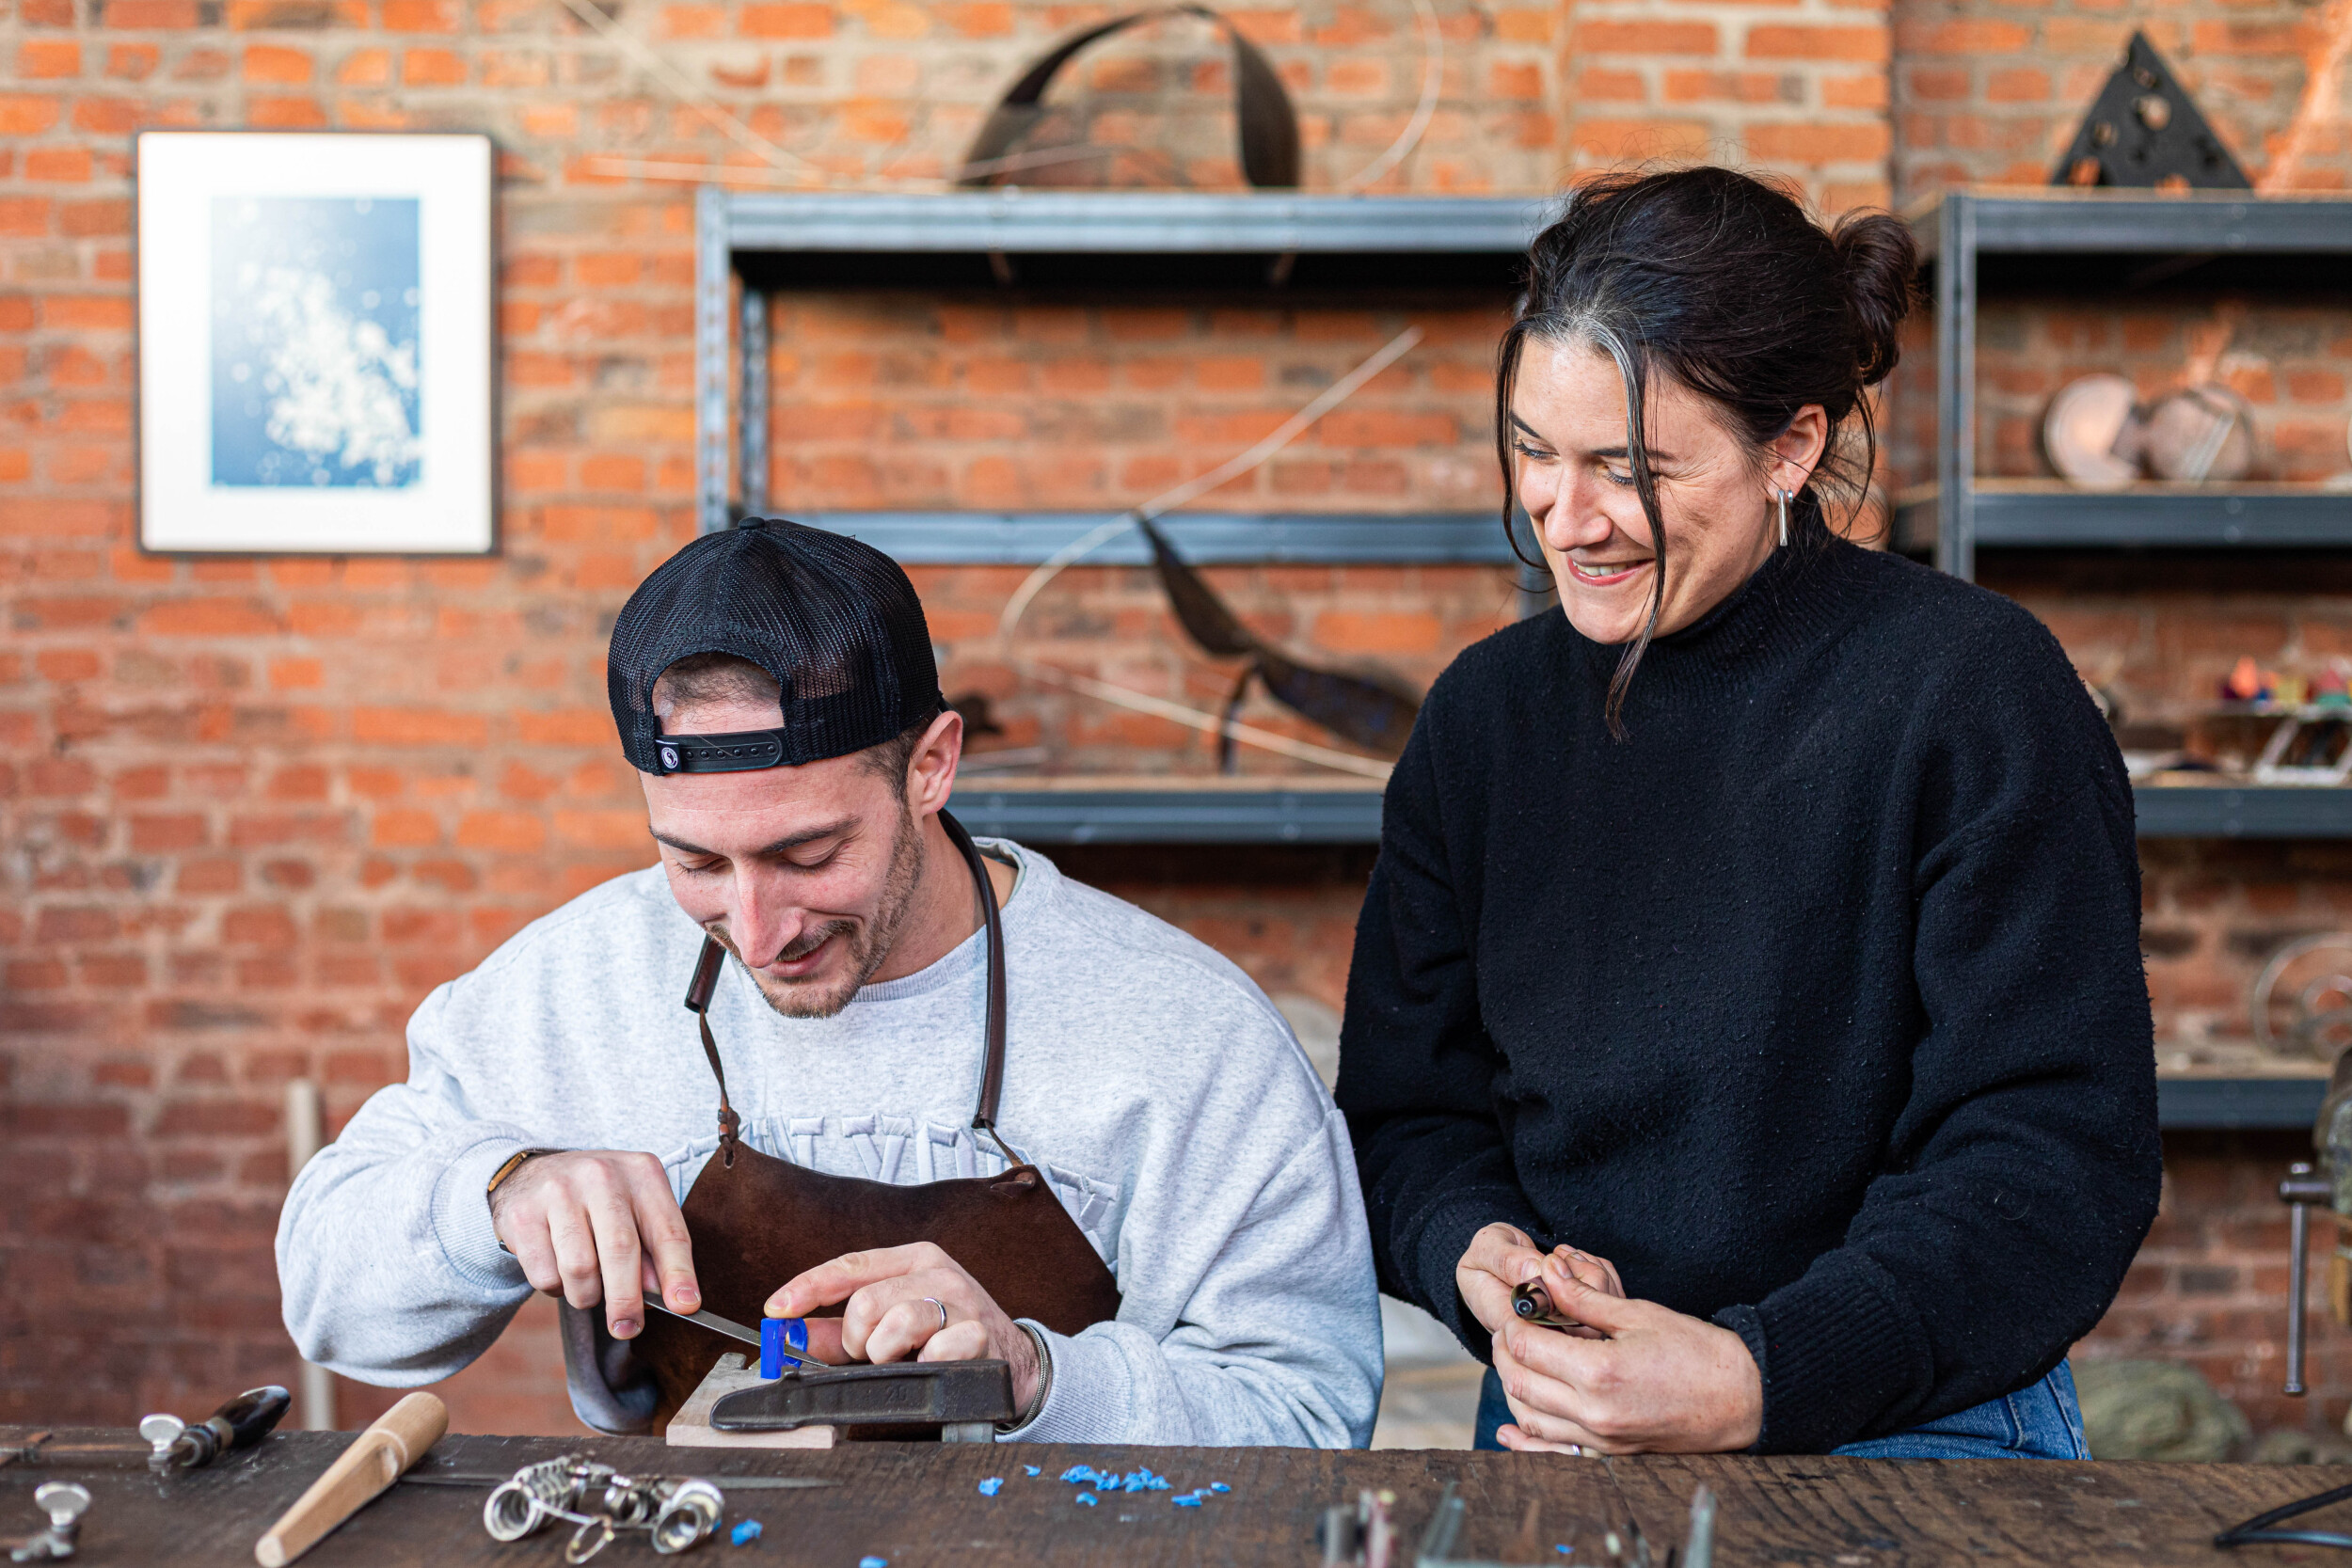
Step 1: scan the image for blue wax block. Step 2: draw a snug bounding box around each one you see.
[978,1478,1003,1497]
[1209,1483,1230,1494]
[759,1317,809,1379]
[1024,1465,1041,1478]
[1075,1493,1099,1507]
[730,1520,761,1545]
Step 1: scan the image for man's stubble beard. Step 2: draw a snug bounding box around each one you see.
[725,801,925,1021]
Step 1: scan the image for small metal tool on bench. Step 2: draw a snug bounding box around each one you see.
[8,1483,89,1563]
[139,1384,292,1471]
[0,1386,291,1473]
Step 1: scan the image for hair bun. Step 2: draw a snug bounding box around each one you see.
[1831,211,1919,388]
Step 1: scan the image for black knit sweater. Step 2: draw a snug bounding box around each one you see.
[1336,533,2162,1454]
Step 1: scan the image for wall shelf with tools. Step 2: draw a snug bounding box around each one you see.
[692,185,1547,826]
[1896,189,2352,579]
[695,188,1553,535]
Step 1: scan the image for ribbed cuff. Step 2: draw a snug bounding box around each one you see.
[1001,1323,1126,1445]
[1714,1251,1927,1453]
[1406,1187,1549,1363]
[432,1133,533,1291]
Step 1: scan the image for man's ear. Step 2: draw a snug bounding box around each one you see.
[905,708,964,817]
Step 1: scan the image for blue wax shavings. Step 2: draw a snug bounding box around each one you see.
[1174,1494,1204,1508]
[1075,1493,1099,1507]
[858,1557,887,1567]
[1556,1547,1574,1556]
[1210,1482,1230,1494]
[1024,1465,1040,1478]
[730,1520,761,1545]
[1060,1465,1097,1484]
[978,1478,1003,1497]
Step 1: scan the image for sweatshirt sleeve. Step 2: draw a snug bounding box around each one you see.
[1012,1104,1382,1449]
[1713,654,2163,1452]
[1335,712,1549,1359]
[274,980,540,1385]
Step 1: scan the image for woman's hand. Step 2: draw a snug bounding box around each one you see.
[1457,1223,1625,1339]
[764,1242,1042,1411]
[1491,1273,1762,1454]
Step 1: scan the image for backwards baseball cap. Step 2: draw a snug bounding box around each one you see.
[607,518,944,776]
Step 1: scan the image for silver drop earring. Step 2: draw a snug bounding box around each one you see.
[1775,488,1791,547]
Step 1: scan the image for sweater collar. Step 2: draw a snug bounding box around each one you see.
[1562,519,1859,710]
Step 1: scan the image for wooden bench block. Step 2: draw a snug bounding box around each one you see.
[665,1354,836,1450]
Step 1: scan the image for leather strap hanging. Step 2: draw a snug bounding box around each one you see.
[681,807,1012,1168]
[959,4,1299,189]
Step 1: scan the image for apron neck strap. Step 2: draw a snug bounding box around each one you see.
[936,808,1016,1164]
[680,807,1015,1170]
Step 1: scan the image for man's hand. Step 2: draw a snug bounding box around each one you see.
[1490,1274,1762,1454]
[1456,1223,1625,1340]
[766,1243,1041,1411]
[488,1150,698,1341]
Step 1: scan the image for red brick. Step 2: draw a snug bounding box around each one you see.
[242,43,312,82]
[1744,24,1885,61]
[1573,21,1717,55]
[18,40,83,77]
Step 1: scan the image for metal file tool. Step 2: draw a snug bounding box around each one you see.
[646,1295,833,1370]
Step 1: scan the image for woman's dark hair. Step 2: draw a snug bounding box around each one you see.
[1498,166,1919,735]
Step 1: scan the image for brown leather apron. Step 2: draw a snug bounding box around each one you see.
[625,811,1123,1430]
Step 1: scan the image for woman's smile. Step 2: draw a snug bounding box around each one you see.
[1568,556,1650,586]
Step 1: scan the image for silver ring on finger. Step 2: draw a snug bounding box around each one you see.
[922,1296,948,1333]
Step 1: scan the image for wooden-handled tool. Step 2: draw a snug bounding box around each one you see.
[253,1392,446,1567]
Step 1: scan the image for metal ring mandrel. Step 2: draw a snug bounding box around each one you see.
[1511,1279,1581,1330]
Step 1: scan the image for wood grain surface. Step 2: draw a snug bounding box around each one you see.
[5,1427,2348,1566]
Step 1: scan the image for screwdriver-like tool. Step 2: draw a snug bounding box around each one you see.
[139,1385,293,1471]
[1,1386,292,1474]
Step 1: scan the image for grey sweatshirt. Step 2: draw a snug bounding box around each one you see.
[275,839,1381,1448]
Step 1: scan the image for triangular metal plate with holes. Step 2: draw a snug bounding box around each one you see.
[2052,31,2250,189]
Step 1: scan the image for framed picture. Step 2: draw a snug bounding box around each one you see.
[136,131,495,555]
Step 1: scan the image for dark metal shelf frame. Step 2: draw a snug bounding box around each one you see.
[943,781,2352,845]
[811,511,1515,564]
[1895,485,2352,552]
[694,188,1551,536]
[1908,190,2352,580]
[2156,1075,2327,1130]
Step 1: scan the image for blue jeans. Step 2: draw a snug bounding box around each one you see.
[1471,1358,2089,1459]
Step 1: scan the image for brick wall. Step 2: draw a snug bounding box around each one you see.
[1894,4,2352,199]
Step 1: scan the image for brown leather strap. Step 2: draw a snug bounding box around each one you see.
[934,809,1011,1151]
[683,939,741,1167]
[680,807,1009,1169]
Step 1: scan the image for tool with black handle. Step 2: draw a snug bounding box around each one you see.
[140,1386,293,1472]
[1,1386,292,1473]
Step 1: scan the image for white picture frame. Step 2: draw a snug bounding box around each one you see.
[136,131,495,555]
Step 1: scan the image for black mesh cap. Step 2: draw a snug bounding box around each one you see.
[608,518,943,775]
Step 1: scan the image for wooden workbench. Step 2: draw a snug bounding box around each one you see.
[4,1428,2345,1565]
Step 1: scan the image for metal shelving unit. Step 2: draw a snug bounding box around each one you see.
[945,781,2352,844]
[2156,1073,2328,1130]
[809,511,1512,565]
[693,188,1550,534]
[1905,189,2352,580]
